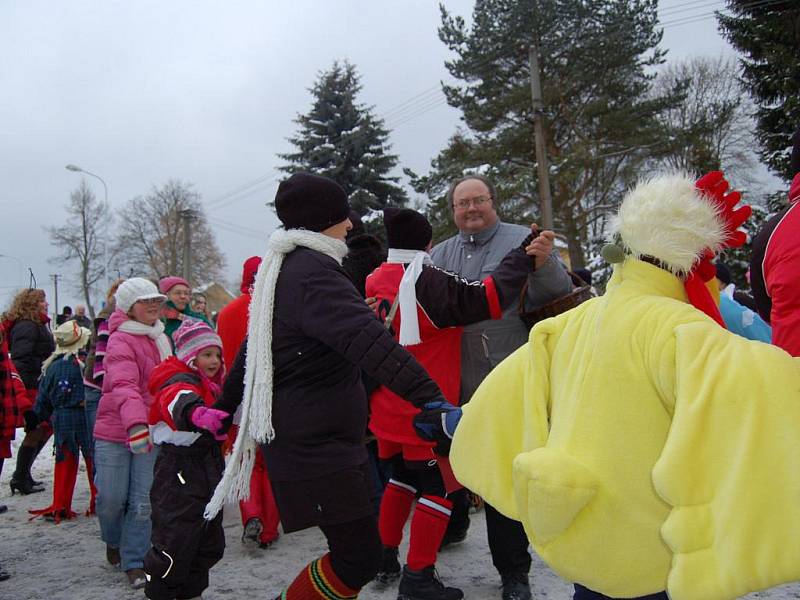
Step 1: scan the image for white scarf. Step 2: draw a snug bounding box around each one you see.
[116,318,173,360]
[386,248,432,346]
[205,228,348,520]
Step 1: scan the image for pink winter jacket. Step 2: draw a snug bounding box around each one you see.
[93,310,165,444]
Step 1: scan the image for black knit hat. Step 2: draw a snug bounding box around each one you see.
[384,207,433,251]
[792,127,800,175]
[274,173,350,232]
[715,261,732,285]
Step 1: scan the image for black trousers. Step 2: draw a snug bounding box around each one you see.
[573,584,668,600]
[144,442,225,600]
[485,502,532,577]
[320,514,382,589]
[445,487,471,534]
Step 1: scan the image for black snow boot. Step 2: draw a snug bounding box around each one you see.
[501,572,532,600]
[397,565,463,600]
[375,546,401,585]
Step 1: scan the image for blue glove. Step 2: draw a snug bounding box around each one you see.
[413,401,462,455]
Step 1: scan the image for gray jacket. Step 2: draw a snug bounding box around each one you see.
[431,220,572,403]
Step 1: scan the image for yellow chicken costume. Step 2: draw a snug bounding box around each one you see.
[449,173,800,600]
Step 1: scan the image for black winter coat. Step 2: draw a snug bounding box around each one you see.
[9,319,55,390]
[220,247,445,482]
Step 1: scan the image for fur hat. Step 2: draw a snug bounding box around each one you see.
[115,278,167,313]
[159,276,190,294]
[274,173,350,232]
[173,319,222,366]
[607,171,750,327]
[384,207,433,251]
[610,173,726,276]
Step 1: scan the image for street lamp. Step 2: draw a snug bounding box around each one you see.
[65,163,111,299]
[65,164,108,205]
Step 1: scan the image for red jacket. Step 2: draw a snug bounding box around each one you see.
[366,246,532,446]
[217,293,251,372]
[751,173,800,356]
[1,338,27,441]
[147,356,220,446]
[217,255,262,372]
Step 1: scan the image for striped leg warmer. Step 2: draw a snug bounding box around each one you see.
[280,553,359,599]
[378,479,417,548]
[407,495,453,571]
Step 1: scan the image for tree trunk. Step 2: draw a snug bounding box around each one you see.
[562,210,586,270]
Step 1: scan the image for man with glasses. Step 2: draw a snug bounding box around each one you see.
[430,175,572,600]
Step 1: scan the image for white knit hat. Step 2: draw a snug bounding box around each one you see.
[114,278,166,313]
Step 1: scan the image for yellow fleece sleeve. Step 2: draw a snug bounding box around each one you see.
[653,323,800,600]
[449,327,551,521]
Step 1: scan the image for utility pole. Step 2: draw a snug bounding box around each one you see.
[180,209,196,283]
[529,5,554,230]
[50,274,61,323]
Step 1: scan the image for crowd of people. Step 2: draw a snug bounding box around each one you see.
[0,128,798,600]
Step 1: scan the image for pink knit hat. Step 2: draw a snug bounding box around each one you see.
[159,276,190,294]
[173,319,222,365]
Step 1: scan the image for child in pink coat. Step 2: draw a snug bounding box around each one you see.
[93,278,172,590]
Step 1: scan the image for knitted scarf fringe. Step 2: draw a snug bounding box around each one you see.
[205,228,348,520]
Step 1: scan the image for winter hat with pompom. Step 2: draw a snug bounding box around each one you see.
[173,319,222,366]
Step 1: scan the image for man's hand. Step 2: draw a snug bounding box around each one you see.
[365,296,379,315]
[524,223,556,269]
[413,401,463,456]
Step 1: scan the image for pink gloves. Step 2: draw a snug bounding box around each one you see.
[189,406,229,441]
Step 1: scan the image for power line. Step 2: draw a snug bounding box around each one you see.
[202,37,526,212]
[204,0,787,214]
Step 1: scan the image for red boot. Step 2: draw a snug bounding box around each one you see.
[28,447,79,523]
[60,449,79,520]
[84,457,97,516]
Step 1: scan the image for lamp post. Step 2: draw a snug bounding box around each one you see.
[65,164,108,205]
[65,164,111,308]
[0,254,23,286]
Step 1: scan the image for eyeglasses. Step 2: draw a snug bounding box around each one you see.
[453,196,491,210]
[137,298,164,306]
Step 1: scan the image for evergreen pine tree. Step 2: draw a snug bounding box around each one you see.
[409,0,682,267]
[279,60,407,215]
[718,0,800,181]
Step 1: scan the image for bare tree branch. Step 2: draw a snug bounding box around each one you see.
[46,179,112,319]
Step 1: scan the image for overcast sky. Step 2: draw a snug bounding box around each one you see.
[1,0,736,311]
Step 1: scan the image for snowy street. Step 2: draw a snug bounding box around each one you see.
[1,438,799,600]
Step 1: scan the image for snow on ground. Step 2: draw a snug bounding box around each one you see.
[1,438,799,600]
